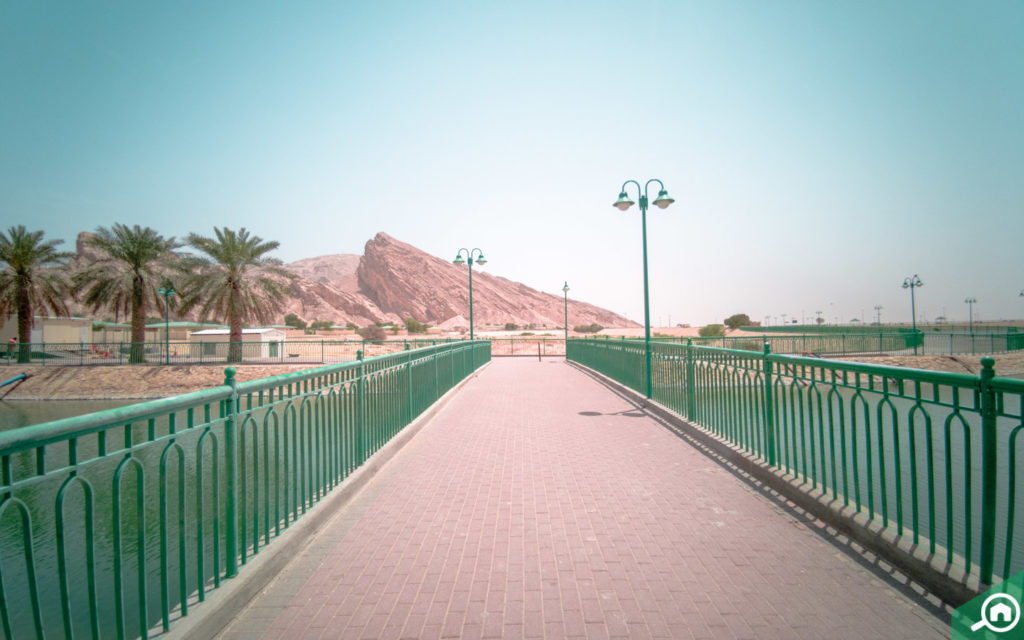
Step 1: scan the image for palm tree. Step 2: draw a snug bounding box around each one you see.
[73,224,180,363]
[0,226,74,363]
[177,227,291,363]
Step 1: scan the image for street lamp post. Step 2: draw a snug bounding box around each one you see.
[874,305,883,326]
[452,248,487,340]
[562,282,570,349]
[613,178,675,399]
[965,297,977,335]
[902,275,923,355]
[157,286,175,365]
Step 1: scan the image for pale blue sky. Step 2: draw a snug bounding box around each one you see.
[2,1,1022,326]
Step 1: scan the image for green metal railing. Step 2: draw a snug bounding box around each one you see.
[0,340,490,639]
[568,338,1024,586]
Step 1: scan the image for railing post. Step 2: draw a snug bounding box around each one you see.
[223,367,239,578]
[685,339,695,419]
[405,343,412,425]
[979,357,997,585]
[762,344,776,466]
[357,350,366,464]
[433,345,439,401]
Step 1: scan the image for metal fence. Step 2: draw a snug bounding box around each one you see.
[0,340,490,639]
[3,331,1020,369]
[567,338,1024,587]
[605,331,1024,356]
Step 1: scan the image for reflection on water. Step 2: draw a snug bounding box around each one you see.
[0,399,139,431]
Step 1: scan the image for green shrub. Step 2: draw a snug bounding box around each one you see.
[404,318,429,334]
[699,324,726,337]
[284,313,307,330]
[573,323,604,334]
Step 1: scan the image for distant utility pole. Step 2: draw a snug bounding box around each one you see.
[874,305,883,325]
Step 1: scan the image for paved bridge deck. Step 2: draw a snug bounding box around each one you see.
[217,359,948,639]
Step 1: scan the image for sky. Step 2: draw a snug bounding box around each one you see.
[1,1,1022,327]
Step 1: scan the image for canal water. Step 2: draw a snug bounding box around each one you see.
[0,399,137,431]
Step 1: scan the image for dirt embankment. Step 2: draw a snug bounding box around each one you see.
[0,364,321,400]
[832,352,1024,377]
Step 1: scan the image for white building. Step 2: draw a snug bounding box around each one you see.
[188,327,286,360]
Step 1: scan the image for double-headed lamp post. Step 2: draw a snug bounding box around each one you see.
[965,297,977,335]
[157,286,175,365]
[902,275,923,355]
[613,178,675,399]
[562,281,570,346]
[874,305,883,326]
[452,248,487,340]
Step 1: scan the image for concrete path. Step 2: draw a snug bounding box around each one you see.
[218,359,948,639]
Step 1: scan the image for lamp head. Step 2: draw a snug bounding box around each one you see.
[613,192,635,211]
[453,254,465,266]
[652,189,675,209]
[562,281,569,293]
[475,254,487,266]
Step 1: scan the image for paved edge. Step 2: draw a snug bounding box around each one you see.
[157,362,492,640]
[567,360,985,608]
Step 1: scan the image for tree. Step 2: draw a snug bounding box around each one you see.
[815,317,825,325]
[357,324,387,341]
[404,317,429,334]
[284,313,307,330]
[73,224,181,363]
[573,323,603,333]
[0,226,74,363]
[177,227,291,363]
[504,322,518,331]
[699,324,726,337]
[723,313,750,330]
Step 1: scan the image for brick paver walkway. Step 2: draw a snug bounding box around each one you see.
[219,359,948,639]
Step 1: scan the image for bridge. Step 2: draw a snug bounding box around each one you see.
[197,357,948,639]
[1,340,1021,638]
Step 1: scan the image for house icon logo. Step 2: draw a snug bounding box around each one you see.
[970,592,1021,634]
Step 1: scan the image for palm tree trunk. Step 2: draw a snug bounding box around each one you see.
[130,275,147,363]
[16,279,31,364]
[228,315,243,363]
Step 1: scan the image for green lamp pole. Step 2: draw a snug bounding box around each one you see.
[965,297,977,335]
[614,179,675,399]
[452,248,487,340]
[157,286,175,365]
[902,275,923,355]
[562,281,570,350]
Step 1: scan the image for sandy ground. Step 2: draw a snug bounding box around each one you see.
[2,350,1022,401]
[0,364,321,400]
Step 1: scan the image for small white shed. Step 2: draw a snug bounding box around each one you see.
[189,327,286,360]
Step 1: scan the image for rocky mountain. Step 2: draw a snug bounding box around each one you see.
[66,231,636,329]
[281,233,636,329]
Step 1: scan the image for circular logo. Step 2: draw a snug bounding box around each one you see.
[970,592,1021,634]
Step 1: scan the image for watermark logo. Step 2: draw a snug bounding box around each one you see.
[953,571,1024,639]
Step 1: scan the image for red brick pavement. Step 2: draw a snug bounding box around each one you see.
[219,359,948,639]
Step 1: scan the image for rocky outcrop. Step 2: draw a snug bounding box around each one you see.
[350,233,635,328]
